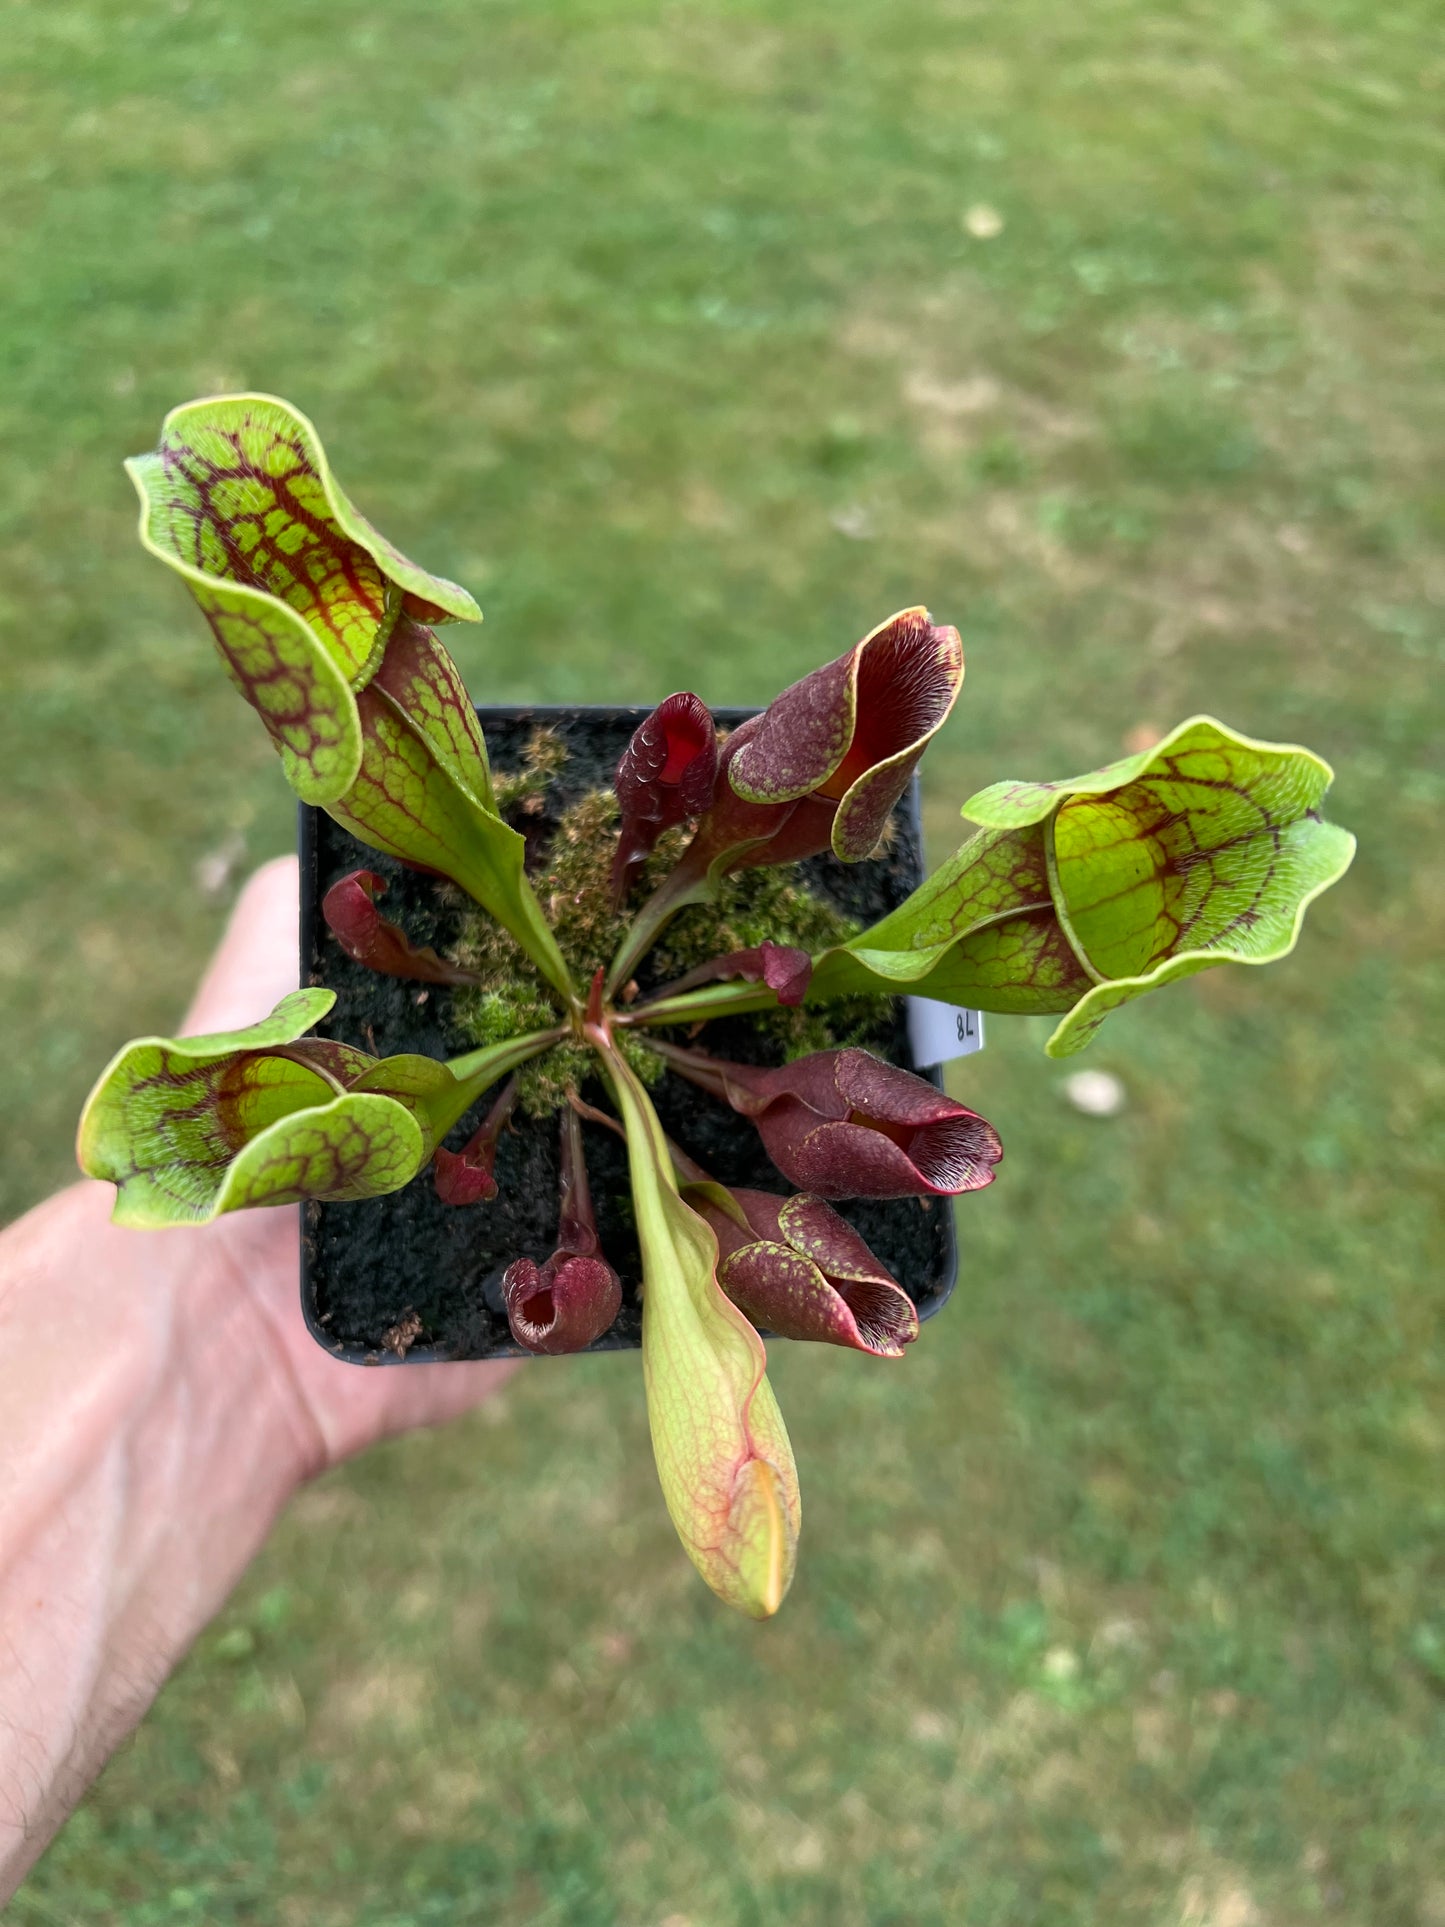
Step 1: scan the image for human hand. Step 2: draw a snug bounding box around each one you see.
[0,858,516,1896]
[179,855,518,1468]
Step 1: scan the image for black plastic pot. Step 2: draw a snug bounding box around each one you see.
[299,706,958,1364]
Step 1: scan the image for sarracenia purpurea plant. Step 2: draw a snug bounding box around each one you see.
[79,396,1356,1617]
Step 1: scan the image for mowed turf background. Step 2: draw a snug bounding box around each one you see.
[2,1,1441,1921]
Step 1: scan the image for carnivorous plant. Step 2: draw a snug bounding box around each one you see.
[79,396,1356,1616]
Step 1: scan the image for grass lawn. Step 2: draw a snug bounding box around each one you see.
[2,0,1442,1920]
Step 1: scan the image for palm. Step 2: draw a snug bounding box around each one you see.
[186,858,516,1472]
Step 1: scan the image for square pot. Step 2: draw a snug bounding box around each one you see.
[299,706,959,1362]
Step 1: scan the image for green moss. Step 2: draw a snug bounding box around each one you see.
[514,1042,594,1117]
[491,726,569,811]
[646,863,890,1059]
[449,752,891,1112]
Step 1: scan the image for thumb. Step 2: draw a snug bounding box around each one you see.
[183,856,300,1036]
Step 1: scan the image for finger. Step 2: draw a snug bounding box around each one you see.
[183,857,300,1036]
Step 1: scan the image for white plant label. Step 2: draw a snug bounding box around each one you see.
[906,998,986,1069]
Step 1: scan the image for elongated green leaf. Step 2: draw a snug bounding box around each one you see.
[329,691,574,1000]
[355,1027,568,1154]
[843,825,1052,970]
[345,1053,465,1159]
[367,617,497,813]
[635,902,1093,1026]
[598,1039,800,1618]
[628,824,1075,1026]
[127,394,479,803]
[805,824,1063,1003]
[823,907,1094,1014]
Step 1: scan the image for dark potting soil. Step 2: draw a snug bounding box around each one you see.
[300,707,958,1363]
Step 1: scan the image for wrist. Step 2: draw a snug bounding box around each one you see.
[0,1184,313,1892]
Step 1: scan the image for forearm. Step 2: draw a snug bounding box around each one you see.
[0,1182,315,1896]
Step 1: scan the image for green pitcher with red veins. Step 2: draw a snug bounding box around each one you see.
[80,393,1355,1620]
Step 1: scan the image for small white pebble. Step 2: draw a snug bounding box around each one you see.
[1064,1068,1127,1117]
[964,203,1005,239]
[193,831,247,901]
[1094,1615,1144,1652]
[1042,1645,1080,1681]
[194,853,232,898]
[830,503,874,540]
